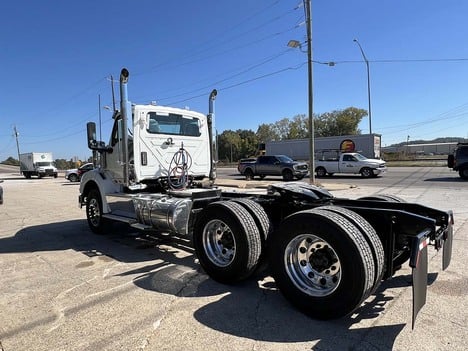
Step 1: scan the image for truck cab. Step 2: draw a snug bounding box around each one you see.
[101,105,211,186]
[84,68,216,191]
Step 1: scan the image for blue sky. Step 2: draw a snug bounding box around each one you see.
[1,0,468,161]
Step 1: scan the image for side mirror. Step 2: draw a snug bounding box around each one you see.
[87,122,111,152]
[87,122,97,149]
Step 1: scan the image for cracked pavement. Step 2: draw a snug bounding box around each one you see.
[0,170,467,351]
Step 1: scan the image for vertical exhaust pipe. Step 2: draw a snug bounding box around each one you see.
[120,68,130,186]
[208,89,217,181]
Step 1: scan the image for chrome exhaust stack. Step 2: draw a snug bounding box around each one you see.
[119,68,130,186]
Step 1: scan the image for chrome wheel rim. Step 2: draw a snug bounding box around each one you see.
[284,234,341,296]
[202,219,236,267]
[88,197,101,227]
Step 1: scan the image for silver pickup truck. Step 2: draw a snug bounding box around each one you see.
[315,151,387,178]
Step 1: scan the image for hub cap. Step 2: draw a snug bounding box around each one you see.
[202,219,236,267]
[87,198,101,227]
[284,234,341,296]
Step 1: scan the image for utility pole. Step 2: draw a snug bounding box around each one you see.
[13,125,21,173]
[304,0,315,184]
[13,125,20,156]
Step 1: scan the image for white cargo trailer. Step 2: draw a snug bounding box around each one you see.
[266,134,382,160]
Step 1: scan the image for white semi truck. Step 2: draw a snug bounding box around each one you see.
[19,152,58,179]
[79,68,454,327]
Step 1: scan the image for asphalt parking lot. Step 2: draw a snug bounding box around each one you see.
[0,171,467,351]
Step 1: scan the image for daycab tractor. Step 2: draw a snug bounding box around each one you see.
[79,68,454,328]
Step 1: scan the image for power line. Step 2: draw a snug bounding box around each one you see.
[324,58,468,65]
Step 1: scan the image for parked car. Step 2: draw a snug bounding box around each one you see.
[65,163,94,182]
[447,142,468,179]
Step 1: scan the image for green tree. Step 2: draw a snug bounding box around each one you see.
[256,123,279,143]
[273,118,291,140]
[315,107,366,137]
[1,157,19,166]
[217,130,242,162]
[288,114,308,139]
[237,129,258,158]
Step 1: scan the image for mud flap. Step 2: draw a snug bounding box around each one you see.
[409,232,430,329]
[442,213,454,271]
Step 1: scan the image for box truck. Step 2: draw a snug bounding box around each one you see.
[20,152,58,178]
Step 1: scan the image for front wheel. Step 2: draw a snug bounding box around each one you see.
[360,167,373,178]
[244,169,254,181]
[86,189,108,234]
[282,169,294,181]
[316,167,327,178]
[459,168,468,179]
[269,209,375,319]
[69,174,79,182]
[193,201,262,284]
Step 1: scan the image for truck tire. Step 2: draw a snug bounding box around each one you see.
[314,206,384,294]
[230,198,270,243]
[269,209,375,319]
[447,154,454,168]
[86,189,108,234]
[315,167,327,178]
[459,168,468,179]
[282,169,294,181]
[23,172,31,179]
[360,167,373,178]
[244,168,254,181]
[357,194,410,269]
[231,198,271,271]
[193,201,262,284]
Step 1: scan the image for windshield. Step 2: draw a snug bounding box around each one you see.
[37,162,53,167]
[277,155,294,163]
[354,153,368,161]
[147,112,201,137]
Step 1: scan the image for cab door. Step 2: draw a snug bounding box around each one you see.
[340,154,360,173]
[105,118,126,183]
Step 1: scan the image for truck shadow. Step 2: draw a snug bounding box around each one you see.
[424,177,466,182]
[2,220,433,348]
[0,220,197,266]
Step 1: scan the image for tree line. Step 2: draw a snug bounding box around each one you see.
[217,107,367,163]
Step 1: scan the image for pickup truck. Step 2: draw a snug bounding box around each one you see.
[238,155,309,181]
[315,151,386,178]
[447,142,468,179]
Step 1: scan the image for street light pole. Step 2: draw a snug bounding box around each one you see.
[304,0,315,185]
[353,39,372,136]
